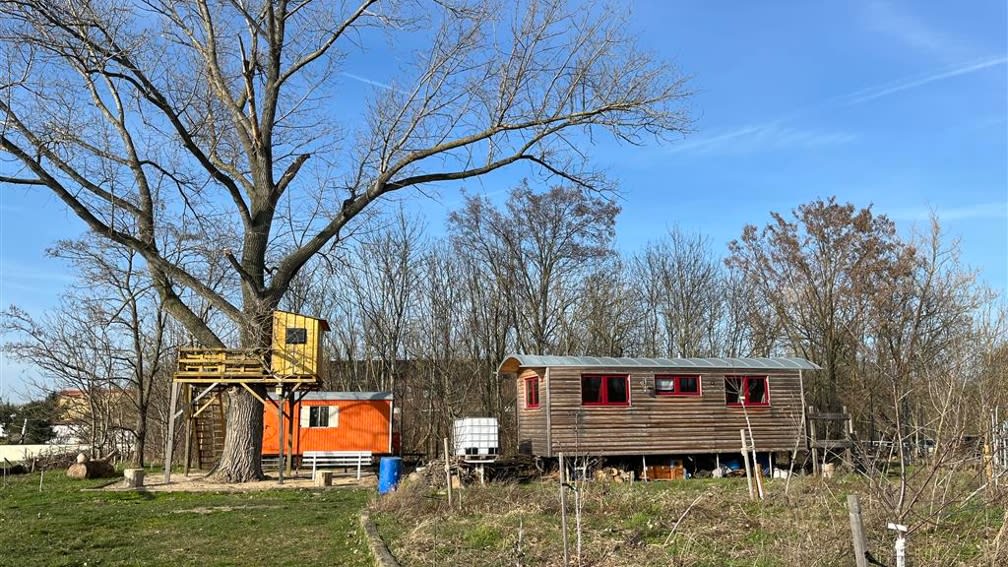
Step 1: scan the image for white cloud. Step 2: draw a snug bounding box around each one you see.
[840,56,1008,106]
[669,123,857,156]
[863,1,968,60]
[340,71,400,92]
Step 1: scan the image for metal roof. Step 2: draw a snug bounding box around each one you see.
[266,391,393,401]
[497,355,819,374]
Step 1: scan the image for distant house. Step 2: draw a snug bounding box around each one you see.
[261,391,394,458]
[498,355,818,459]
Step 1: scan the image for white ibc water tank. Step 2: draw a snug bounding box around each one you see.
[453,417,499,458]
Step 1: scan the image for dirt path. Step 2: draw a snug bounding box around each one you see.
[100,471,377,492]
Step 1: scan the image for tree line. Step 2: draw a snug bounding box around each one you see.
[7,188,1003,468]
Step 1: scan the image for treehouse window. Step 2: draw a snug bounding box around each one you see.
[725,376,769,406]
[285,327,308,344]
[581,374,629,406]
[305,405,338,428]
[655,375,701,396]
[525,377,540,409]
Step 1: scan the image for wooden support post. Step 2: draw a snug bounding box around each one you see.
[741,429,754,499]
[164,381,180,484]
[847,494,869,567]
[285,393,296,475]
[642,455,648,481]
[277,390,285,485]
[182,384,192,477]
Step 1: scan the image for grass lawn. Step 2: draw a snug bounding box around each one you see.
[372,474,1007,566]
[0,471,372,567]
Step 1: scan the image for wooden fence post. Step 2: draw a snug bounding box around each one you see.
[559,452,569,566]
[847,494,869,567]
[810,406,820,477]
[443,437,452,506]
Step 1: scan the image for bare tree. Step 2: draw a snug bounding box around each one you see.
[3,302,119,456]
[563,256,640,356]
[0,0,690,481]
[727,198,907,411]
[449,182,620,354]
[630,228,724,357]
[2,237,173,465]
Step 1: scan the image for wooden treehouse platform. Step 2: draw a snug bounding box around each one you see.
[173,347,322,386]
[164,310,331,481]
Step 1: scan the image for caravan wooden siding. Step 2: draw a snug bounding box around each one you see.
[262,392,392,456]
[499,356,817,458]
[516,368,548,455]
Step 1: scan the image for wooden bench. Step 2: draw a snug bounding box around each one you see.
[302,451,373,480]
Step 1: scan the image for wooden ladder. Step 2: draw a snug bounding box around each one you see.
[191,395,226,471]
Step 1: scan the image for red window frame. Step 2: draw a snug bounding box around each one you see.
[525,376,540,409]
[654,374,702,397]
[725,375,770,407]
[581,374,630,406]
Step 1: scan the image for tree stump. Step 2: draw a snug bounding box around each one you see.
[314,471,333,487]
[123,468,145,488]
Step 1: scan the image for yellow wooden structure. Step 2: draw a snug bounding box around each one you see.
[271,310,330,380]
[165,310,331,482]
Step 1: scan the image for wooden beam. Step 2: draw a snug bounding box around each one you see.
[164,382,180,484]
[239,382,269,406]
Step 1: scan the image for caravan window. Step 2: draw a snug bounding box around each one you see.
[725,376,769,406]
[525,377,540,409]
[581,374,629,406]
[655,375,701,397]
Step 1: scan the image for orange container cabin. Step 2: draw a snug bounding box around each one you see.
[262,392,394,457]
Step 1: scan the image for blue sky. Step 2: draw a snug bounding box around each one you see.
[1,1,1006,401]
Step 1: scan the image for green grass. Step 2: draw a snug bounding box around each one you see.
[372,474,1008,566]
[0,471,372,567]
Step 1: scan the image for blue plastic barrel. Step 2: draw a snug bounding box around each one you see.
[378,457,402,494]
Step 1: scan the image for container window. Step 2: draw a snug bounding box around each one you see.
[725,375,769,406]
[581,374,629,406]
[307,405,337,427]
[525,377,540,409]
[285,327,307,344]
[655,375,701,397]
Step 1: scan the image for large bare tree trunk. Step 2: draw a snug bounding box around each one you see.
[216,389,265,482]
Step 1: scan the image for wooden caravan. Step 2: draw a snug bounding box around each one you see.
[499,355,818,458]
[261,392,394,457]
